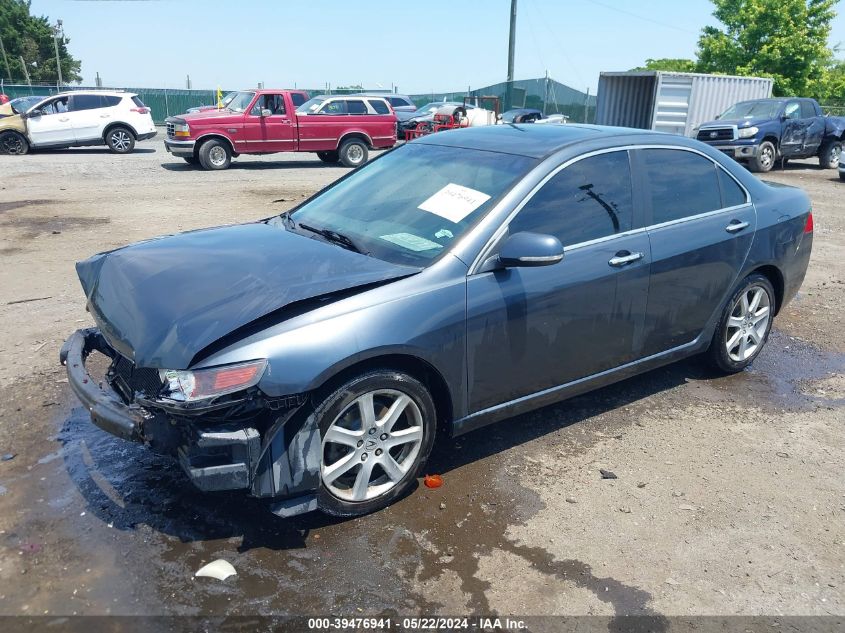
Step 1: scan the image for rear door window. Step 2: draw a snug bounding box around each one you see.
[800,100,816,119]
[103,96,122,107]
[71,94,104,111]
[641,149,722,224]
[368,99,390,114]
[509,150,634,246]
[319,100,347,114]
[388,97,411,108]
[347,100,368,115]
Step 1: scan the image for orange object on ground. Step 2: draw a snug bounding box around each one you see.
[423,474,443,489]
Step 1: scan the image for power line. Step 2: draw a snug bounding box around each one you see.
[581,0,699,35]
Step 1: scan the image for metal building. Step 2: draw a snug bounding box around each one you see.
[595,71,774,136]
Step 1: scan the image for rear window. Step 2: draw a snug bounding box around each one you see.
[388,97,411,107]
[291,93,307,106]
[368,99,390,114]
[131,96,146,108]
[347,100,368,115]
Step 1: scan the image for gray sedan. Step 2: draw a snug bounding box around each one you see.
[61,125,813,519]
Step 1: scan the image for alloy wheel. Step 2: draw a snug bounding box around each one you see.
[0,134,24,155]
[321,389,424,502]
[110,130,131,152]
[725,285,771,362]
[759,145,774,170]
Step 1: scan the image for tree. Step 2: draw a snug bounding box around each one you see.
[696,0,838,96]
[630,58,698,72]
[0,0,81,84]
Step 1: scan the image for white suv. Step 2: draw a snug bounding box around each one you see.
[21,91,156,153]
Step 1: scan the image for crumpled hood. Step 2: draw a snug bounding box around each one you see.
[77,222,417,369]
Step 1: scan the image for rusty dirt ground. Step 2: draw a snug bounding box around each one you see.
[0,136,843,623]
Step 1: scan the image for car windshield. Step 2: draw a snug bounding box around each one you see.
[225,91,256,113]
[414,103,443,115]
[11,96,44,114]
[285,143,536,266]
[297,97,327,113]
[719,100,783,120]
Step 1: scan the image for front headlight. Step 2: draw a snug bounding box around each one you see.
[159,359,267,402]
[738,126,759,139]
[173,122,191,137]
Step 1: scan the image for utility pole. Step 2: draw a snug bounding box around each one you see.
[0,34,11,81]
[505,0,517,112]
[53,20,64,90]
[20,56,31,86]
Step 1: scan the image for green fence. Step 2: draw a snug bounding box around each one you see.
[0,83,224,123]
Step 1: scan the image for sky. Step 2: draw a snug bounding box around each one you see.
[26,0,845,95]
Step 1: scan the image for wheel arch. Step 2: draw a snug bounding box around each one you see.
[748,264,785,315]
[337,131,373,150]
[309,352,454,434]
[195,133,237,156]
[103,121,138,140]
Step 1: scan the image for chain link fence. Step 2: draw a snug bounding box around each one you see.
[1,77,597,124]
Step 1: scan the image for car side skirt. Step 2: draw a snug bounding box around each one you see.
[451,336,706,437]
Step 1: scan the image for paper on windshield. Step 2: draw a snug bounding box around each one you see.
[418,183,491,224]
[380,233,443,252]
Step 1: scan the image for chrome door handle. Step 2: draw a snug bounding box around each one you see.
[58,117,69,122]
[725,220,750,233]
[608,251,644,267]
[100,114,111,118]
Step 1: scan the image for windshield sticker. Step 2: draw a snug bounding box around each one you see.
[380,233,444,252]
[418,183,491,224]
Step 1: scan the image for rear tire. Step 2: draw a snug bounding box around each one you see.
[818,139,842,169]
[317,150,339,163]
[338,138,368,168]
[705,273,776,374]
[315,369,437,517]
[749,141,776,173]
[198,138,231,170]
[105,126,136,154]
[0,130,29,155]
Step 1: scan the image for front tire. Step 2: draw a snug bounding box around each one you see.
[705,273,775,374]
[315,370,437,517]
[105,126,136,154]
[198,138,231,170]
[338,138,368,168]
[0,130,29,155]
[818,139,842,169]
[749,141,776,173]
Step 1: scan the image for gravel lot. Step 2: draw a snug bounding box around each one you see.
[0,133,843,623]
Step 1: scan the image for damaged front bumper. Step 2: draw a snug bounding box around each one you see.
[60,328,319,516]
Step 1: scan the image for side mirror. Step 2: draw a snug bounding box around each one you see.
[496,231,564,268]
[714,114,720,120]
[260,108,272,117]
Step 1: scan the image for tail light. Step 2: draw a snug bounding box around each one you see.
[131,107,150,114]
[804,212,814,233]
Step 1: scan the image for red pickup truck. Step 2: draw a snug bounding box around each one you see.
[164,89,397,170]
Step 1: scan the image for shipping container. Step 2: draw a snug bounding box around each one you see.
[595,71,773,136]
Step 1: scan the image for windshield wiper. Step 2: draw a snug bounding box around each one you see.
[299,223,368,255]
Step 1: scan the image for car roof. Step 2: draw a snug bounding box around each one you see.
[411,124,692,159]
[53,90,132,98]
